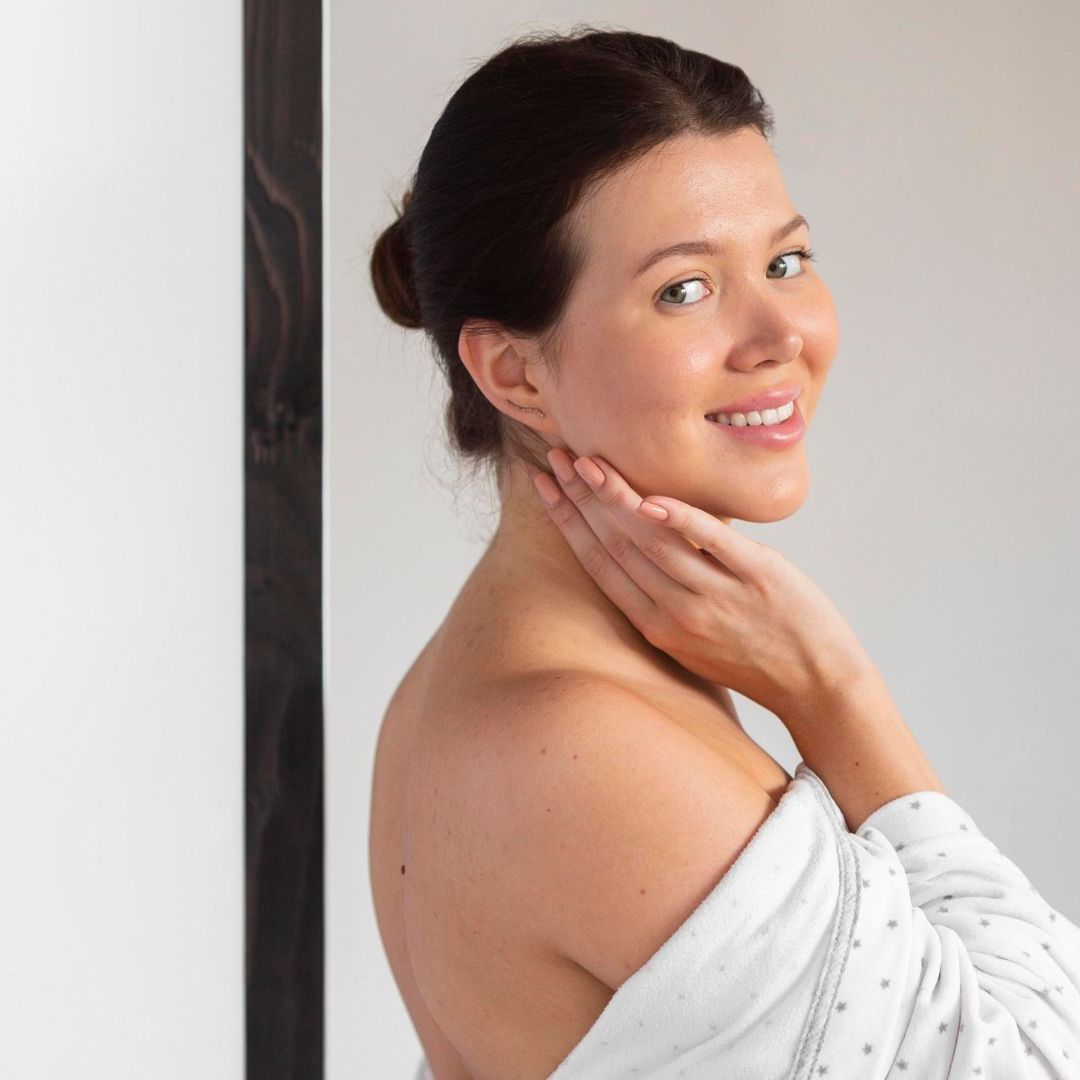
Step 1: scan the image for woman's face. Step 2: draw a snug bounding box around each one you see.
[534,127,839,524]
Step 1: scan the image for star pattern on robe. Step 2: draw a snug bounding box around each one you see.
[538,770,1080,1080]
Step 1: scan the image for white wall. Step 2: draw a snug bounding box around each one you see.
[0,4,243,1077]
[330,3,1080,1077]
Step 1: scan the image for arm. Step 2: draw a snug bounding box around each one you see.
[490,674,1080,1078]
[783,663,1080,1074]
[780,660,946,834]
[529,452,1079,1068]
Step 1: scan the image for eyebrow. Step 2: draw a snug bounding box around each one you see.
[632,213,811,279]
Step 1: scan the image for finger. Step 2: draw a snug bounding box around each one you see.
[545,449,706,599]
[551,448,745,598]
[557,447,743,600]
[532,464,661,630]
[633,490,762,584]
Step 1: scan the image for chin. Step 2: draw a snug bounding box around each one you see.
[733,499,804,524]
[707,467,809,524]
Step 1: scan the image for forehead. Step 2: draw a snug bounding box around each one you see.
[570,129,791,271]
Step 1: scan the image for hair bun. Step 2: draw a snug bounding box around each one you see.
[370,193,422,329]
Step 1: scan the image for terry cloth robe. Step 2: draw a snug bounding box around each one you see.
[413,762,1080,1079]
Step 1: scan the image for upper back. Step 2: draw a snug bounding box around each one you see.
[369,626,791,1079]
[463,672,783,995]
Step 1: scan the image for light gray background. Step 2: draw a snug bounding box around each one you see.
[2,3,242,1077]
[327,3,1080,1076]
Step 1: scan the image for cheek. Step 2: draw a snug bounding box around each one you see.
[804,284,840,363]
[573,337,702,416]
[799,299,840,421]
[558,355,702,458]
[619,334,718,406]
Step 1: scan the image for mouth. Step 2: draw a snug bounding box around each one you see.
[705,398,796,427]
[705,396,806,449]
[705,383,802,423]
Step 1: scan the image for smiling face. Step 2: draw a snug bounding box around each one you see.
[530,126,839,523]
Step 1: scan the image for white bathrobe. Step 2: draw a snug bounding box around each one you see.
[414,762,1080,1079]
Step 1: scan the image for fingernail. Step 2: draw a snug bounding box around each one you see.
[638,500,668,520]
[549,452,576,484]
[533,473,561,507]
[573,457,605,487]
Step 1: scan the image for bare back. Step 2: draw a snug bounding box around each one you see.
[368,564,793,1080]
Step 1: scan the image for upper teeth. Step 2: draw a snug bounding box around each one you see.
[708,400,795,427]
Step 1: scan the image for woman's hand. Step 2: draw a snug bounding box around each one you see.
[529,447,874,725]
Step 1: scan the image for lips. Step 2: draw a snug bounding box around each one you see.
[706,383,802,418]
[705,395,807,449]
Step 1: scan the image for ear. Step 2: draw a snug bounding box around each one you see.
[457,320,552,429]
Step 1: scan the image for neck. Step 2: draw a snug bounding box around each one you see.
[478,452,709,692]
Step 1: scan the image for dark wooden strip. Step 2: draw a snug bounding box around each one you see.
[244,0,323,1075]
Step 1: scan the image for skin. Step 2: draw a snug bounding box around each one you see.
[456,126,841,683]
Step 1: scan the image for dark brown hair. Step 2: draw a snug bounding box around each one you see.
[369,24,775,479]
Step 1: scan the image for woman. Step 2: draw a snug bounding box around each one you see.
[367,26,1080,1080]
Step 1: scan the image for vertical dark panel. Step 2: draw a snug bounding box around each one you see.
[244,0,323,1076]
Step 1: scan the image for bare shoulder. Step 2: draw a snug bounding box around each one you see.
[473,670,780,993]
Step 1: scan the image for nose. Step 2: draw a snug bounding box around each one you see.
[721,286,804,371]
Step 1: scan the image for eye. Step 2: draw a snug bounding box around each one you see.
[658,277,711,307]
[767,246,816,280]
[657,247,818,309]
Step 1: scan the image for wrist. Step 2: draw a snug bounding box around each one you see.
[780,649,881,734]
[781,664,946,830]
